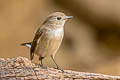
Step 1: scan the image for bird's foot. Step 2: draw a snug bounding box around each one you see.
[39,64,47,69]
[55,67,64,73]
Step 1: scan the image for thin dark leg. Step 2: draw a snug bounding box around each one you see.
[39,59,43,67]
[51,55,64,72]
[40,59,42,65]
[39,57,46,69]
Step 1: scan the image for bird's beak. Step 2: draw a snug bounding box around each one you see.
[66,16,73,19]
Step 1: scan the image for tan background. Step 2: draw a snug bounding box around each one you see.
[0,0,120,75]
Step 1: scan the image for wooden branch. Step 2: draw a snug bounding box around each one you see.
[0,57,119,80]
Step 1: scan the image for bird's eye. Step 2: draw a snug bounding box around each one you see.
[57,17,62,20]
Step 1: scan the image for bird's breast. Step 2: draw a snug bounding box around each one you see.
[47,28,64,37]
[35,28,64,57]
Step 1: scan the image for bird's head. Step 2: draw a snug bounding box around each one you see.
[42,12,72,28]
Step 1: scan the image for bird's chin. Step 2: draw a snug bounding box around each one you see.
[47,24,64,29]
[55,25,65,29]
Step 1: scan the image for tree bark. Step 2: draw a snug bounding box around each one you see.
[0,56,119,80]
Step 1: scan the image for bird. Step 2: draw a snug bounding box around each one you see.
[21,12,72,70]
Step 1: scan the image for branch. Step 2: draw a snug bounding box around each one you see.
[0,57,119,80]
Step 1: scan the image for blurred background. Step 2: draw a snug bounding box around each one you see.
[0,0,120,75]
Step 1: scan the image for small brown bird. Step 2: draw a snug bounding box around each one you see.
[21,12,72,70]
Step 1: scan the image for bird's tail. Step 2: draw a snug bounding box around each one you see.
[20,42,32,48]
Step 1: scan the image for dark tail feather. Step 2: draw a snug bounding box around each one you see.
[20,42,31,46]
[20,42,32,48]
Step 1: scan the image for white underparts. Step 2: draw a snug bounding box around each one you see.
[53,28,63,36]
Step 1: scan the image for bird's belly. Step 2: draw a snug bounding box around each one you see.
[35,32,63,57]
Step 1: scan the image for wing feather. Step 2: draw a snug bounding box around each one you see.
[30,28,43,60]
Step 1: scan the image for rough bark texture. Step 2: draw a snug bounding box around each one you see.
[0,57,120,80]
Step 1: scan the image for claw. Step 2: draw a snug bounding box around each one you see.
[39,64,47,69]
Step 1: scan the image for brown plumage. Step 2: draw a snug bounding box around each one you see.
[21,12,72,70]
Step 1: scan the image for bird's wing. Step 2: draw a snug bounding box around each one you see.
[30,28,43,60]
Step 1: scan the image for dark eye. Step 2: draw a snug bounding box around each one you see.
[57,17,62,20]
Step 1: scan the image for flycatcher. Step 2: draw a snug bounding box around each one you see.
[21,12,72,70]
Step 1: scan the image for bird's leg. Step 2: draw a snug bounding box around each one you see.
[39,57,47,69]
[50,55,59,69]
[39,59,43,67]
[51,55,64,72]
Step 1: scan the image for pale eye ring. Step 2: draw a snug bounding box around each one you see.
[57,17,62,20]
